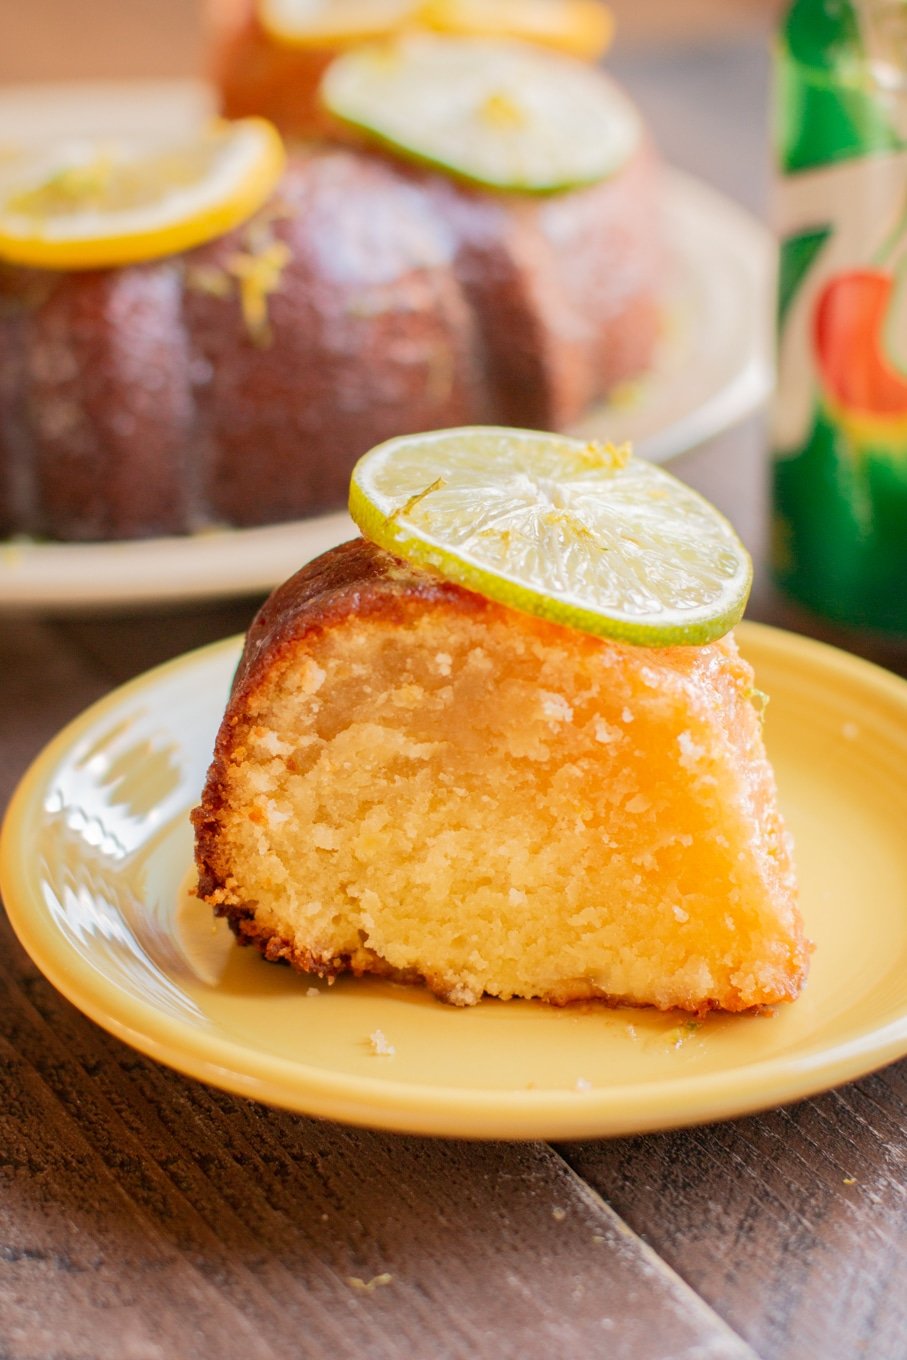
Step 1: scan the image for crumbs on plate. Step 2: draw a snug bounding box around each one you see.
[368,1029,396,1056]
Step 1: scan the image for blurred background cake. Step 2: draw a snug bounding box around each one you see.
[0,2,666,543]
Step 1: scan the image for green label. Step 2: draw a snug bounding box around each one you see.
[777,226,831,329]
[777,0,905,172]
[774,404,907,632]
[772,4,907,635]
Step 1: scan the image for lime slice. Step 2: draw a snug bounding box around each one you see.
[320,35,640,194]
[349,427,753,646]
[0,118,285,271]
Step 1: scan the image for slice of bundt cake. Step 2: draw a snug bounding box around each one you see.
[193,538,807,1013]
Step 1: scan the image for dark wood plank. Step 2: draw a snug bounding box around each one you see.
[0,1031,278,1360]
[50,600,260,690]
[0,913,757,1360]
[561,1066,907,1360]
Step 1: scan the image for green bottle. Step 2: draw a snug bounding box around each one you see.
[772,0,907,634]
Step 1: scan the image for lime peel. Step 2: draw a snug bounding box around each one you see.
[349,427,753,648]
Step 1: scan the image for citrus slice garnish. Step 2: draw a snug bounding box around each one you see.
[320,34,640,193]
[0,118,285,270]
[349,427,753,646]
[259,0,415,47]
[260,0,611,60]
[418,0,612,60]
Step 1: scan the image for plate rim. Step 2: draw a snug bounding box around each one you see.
[2,620,907,1139]
[0,77,773,612]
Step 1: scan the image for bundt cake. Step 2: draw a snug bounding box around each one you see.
[0,124,661,541]
[193,535,807,1014]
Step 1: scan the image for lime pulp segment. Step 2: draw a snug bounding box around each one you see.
[349,427,753,646]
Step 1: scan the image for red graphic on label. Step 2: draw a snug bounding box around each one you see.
[814,269,907,415]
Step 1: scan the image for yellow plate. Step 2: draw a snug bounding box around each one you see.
[2,621,907,1139]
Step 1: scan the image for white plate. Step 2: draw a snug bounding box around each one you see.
[0,81,773,612]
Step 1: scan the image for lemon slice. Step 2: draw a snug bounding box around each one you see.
[260,0,612,60]
[320,35,640,193]
[0,118,285,271]
[259,0,415,47]
[418,0,612,60]
[349,427,753,646]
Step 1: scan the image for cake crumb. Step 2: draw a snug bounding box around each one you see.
[621,707,634,723]
[672,906,690,923]
[306,987,321,997]
[666,1020,702,1049]
[288,655,325,696]
[592,1234,606,1244]
[626,1023,638,1040]
[312,823,340,851]
[551,1207,567,1222]
[842,1177,857,1185]
[593,716,621,745]
[575,1077,592,1092]
[434,651,452,676]
[346,1273,393,1293]
[540,691,574,724]
[508,887,527,906]
[678,731,706,767]
[368,1029,396,1056]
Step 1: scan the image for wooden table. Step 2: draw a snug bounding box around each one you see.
[1,36,905,1360]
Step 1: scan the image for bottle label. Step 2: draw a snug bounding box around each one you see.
[772,3,907,634]
[775,150,907,454]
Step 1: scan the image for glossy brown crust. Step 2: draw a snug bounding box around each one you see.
[0,134,661,540]
[232,536,490,698]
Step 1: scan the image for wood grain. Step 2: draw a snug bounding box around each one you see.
[0,911,756,1360]
[561,1066,907,1360]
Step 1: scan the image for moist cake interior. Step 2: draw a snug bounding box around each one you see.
[201,597,805,1012]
